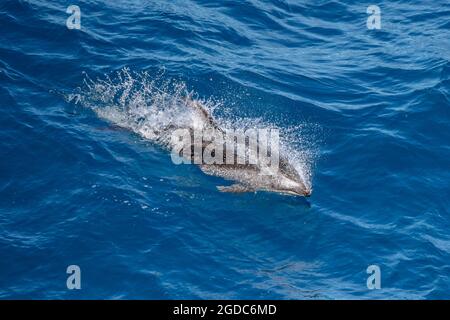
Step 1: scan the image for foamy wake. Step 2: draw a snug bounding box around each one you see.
[67,68,318,189]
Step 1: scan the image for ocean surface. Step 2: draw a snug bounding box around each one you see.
[0,0,449,299]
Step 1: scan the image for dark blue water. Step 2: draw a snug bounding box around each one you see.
[1,0,449,299]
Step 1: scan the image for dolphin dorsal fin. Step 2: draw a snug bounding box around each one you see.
[185,97,223,132]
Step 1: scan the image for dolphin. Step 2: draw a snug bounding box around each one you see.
[168,97,312,197]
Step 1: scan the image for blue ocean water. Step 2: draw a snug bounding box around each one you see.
[0,0,449,299]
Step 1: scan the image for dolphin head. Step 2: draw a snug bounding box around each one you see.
[273,176,312,197]
[269,158,312,197]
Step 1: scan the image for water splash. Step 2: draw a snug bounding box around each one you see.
[68,68,318,189]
